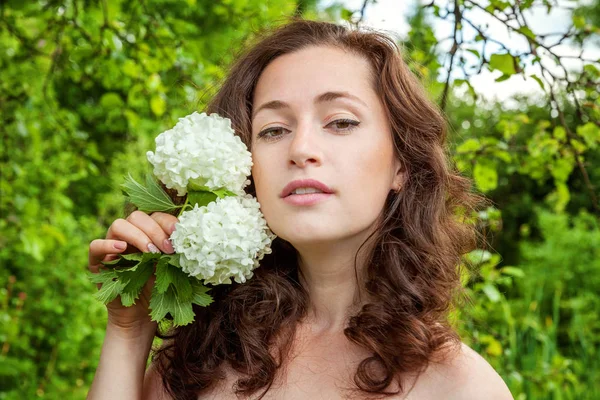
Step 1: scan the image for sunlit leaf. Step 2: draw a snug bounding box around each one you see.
[473,160,498,192]
[489,53,517,76]
[482,283,502,303]
[150,94,166,117]
[121,172,179,213]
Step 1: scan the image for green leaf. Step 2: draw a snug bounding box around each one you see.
[89,270,128,304]
[93,252,161,306]
[489,0,510,11]
[122,59,141,78]
[149,285,177,322]
[486,338,503,357]
[122,252,144,262]
[154,260,193,300]
[570,139,587,154]
[341,8,353,21]
[125,251,161,266]
[87,270,115,285]
[576,122,600,149]
[191,281,213,307]
[482,283,502,303]
[465,249,493,266]
[100,93,124,110]
[183,187,237,212]
[501,266,525,278]
[154,258,174,294]
[517,26,535,40]
[121,172,179,213]
[519,0,534,9]
[583,64,599,78]
[473,161,498,192]
[466,48,480,58]
[546,182,571,213]
[149,260,213,326]
[119,260,155,306]
[212,188,237,198]
[187,191,218,208]
[101,252,160,269]
[489,53,517,76]
[150,94,166,117]
[187,185,237,199]
[498,120,519,140]
[550,157,575,183]
[572,15,586,29]
[552,126,566,141]
[163,253,182,269]
[171,270,193,301]
[491,148,512,163]
[456,138,481,154]
[149,285,196,326]
[529,74,545,90]
[101,257,133,267]
[167,289,195,327]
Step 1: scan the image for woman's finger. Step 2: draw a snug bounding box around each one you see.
[125,211,174,254]
[150,211,179,237]
[88,238,128,273]
[106,217,159,254]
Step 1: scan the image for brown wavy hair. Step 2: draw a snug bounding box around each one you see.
[151,17,484,399]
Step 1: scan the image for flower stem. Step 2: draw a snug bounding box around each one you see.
[177,195,190,217]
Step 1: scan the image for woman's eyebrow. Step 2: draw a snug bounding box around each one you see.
[252,91,368,119]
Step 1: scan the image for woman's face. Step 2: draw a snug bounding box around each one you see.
[250,45,403,248]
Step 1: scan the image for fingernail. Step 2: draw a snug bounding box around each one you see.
[114,242,127,250]
[170,224,177,234]
[163,239,174,254]
[147,243,161,253]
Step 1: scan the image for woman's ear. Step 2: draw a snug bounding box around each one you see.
[391,160,406,192]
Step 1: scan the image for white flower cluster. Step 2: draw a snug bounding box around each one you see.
[146,112,253,197]
[170,195,276,285]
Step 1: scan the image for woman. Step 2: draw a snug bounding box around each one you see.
[87,19,513,399]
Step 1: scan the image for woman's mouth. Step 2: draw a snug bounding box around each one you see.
[282,192,333,206]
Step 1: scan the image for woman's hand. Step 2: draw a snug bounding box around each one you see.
[88,211,179,335]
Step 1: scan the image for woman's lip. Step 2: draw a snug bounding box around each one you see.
[280,179,334,197]
[282,193,334,206]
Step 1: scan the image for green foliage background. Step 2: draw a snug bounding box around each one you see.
[0,0,598,399]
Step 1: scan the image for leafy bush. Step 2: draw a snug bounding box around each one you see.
[457,208,600,400]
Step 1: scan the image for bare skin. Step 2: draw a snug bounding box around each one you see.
[87,209,512,400]
[143,326,512,400]
[87,210,178,400]
[88,45,513,400]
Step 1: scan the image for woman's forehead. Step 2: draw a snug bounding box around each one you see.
[252,73,376,124]
[253,46,374,101]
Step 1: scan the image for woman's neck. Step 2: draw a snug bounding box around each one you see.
[294,237,375,334]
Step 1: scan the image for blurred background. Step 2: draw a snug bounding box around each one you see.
[0,0,598,398]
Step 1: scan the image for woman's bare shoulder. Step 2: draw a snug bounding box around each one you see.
[140,341,513,400]
[410,342,514,400]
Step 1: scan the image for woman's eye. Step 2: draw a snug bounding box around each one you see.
[328,118,360,131]
[257,119,360,141]
[257,127,288,140]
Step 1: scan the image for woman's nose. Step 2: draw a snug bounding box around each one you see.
[288,121,323,168]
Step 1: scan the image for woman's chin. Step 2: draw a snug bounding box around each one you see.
[275,229,344,248]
